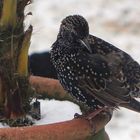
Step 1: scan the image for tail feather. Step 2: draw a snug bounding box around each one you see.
[120,98,140,113]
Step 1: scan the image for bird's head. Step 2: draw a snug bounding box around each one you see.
[59,15,92,53]
[60,15,89,40]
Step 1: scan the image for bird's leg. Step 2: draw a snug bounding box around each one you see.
[87,108,113,135]
[74,108,104,135]
[85,108,105,120]
[74,108,105,119]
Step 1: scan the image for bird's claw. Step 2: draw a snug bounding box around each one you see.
[74,113,83,119]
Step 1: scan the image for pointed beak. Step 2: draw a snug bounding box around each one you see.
[80,38,92,53]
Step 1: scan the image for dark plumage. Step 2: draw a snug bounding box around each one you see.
[51,15,140,112]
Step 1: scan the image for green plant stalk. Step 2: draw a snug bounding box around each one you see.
[17,25,32,76]
[0,0,34,120]
[0,0,17,28]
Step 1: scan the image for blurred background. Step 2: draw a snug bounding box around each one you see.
[25,0,140,140]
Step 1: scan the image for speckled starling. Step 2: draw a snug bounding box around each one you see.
[51,15,140,113]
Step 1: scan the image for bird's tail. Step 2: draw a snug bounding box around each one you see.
[120,98,140,113]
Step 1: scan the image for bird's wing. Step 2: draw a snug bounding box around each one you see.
[87,35,123,54]
[88,35,140,98]
[75,53,130,107]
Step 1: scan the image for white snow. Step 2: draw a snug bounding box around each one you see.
[1,0,140,140]
[0,123,9,128]
[34,99,82,125]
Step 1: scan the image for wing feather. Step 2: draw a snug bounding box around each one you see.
[75,53,130,107]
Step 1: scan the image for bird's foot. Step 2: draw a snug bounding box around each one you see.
[74,108,105,120]
[74,108,106,134]
[85,108,107,134]
[74,108,113,134]
[74,112,87,119]
[74,113,82,118]
[81,108,112,134]
[74,108,105,119]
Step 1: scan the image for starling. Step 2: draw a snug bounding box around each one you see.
[51,15,140,113]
